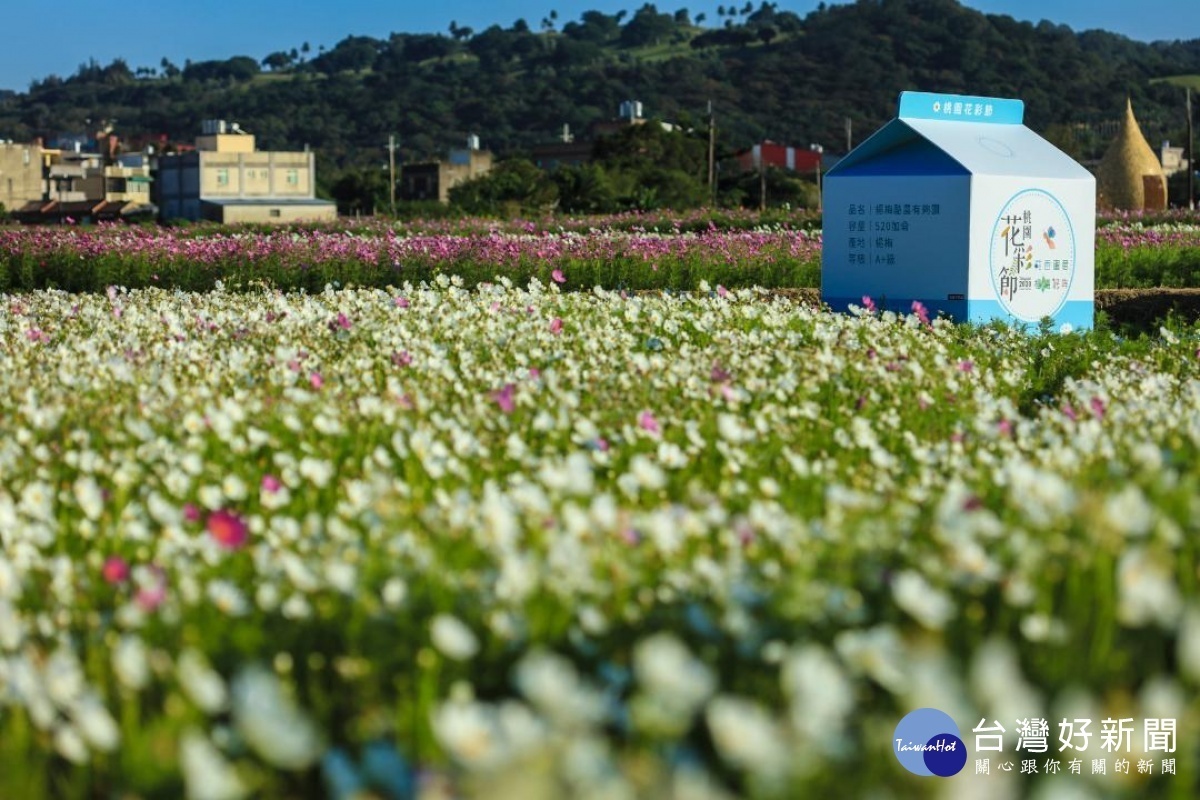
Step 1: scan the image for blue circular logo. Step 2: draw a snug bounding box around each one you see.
[893,708,966,777]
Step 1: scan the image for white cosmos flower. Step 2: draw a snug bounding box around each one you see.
[782,644,854,739]
[178,649,228,714]
[381,577,407,609]
[433,696,507,770]
[113,635,150,691]
[231,665,323,770]
[514,650,606,729]
[431,614,480,661]
[1103,485,1154,538]
[221,475,248,502]
[298,457,334,487]
[705,695,789,777]
[891,570,954,630]
[70,692,120,752]
[53,723,90,764]
[633,632,715,717]
[1117,548,1181,628]
[73,476,105,520]
[629,455,666,491]
[180,729,247,800]
[45,646,85,707]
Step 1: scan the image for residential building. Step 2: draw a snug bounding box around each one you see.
[1160,140,1190,178]
[734,141,824,174]
[0,139,44,212]
[157,120,335,223]
[399,136,493,203]
[12,144,156,224]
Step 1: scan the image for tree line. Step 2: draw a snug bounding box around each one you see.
[0,0,1196,214]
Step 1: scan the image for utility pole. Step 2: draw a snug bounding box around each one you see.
[810,143,824,214]
[845,116,852,153]
[759,154,767,212]
[386,134,398,217]
[1188,87,1195,211]
[707,101,716,207]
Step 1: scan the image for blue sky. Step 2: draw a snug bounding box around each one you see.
[0,1,1196,92]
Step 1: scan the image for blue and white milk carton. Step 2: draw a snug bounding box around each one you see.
[822,91,1095,330]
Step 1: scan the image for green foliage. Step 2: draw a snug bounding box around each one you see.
[3,1,1195,182]
[449,159,559,215]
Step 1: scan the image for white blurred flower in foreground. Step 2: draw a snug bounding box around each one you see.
[705,695,789,778]
[432,613,480,661]
[180,729,247,800]
[633,632,715,719]
[232,665,323,769]
[178,649,228,714]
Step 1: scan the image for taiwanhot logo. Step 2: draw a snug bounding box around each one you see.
[893,708,967,777]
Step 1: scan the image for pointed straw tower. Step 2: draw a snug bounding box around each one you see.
[1097,98,1168,211]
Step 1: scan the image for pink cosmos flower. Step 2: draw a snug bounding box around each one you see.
[911,301,931,326]
[493,384,516,414]
[102,556,130,585]
[958,360,974,372]
[330,312,352,331]
[183,503,202,523]
[997,419,1013,437]
[1090,397,1106,419]
[391,350,412,367]
[549,317,564,335]
[395,296,410,308]
[861,295,876,313]
[595,437,609,452]
[135,569,167,611]
[529,367,541,380]
[551,269,566,284]
[638,410,660,434]
[261,474,283,494]
[310,371,324,389]
[207,509,249,550]
[1061,404,1078,422]
[717,285,729,298]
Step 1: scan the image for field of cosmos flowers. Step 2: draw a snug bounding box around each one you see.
[1,211,1199,799]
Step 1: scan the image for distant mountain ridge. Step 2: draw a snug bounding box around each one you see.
[0,0,1196,190]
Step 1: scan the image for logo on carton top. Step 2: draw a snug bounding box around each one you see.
[989,189,1076,323]
[898,92,1024,124]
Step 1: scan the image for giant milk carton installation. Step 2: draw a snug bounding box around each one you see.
[822,92,1095,330]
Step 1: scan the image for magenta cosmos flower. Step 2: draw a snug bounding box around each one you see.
[207,509,249,550]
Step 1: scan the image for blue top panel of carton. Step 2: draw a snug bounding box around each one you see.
[897,92,1025,124]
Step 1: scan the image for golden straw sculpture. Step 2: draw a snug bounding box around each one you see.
[1097,98,1168,211]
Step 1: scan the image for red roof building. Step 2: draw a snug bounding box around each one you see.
[735,141,823,173]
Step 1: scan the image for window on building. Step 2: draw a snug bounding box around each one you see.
[216,168,229,187]
[270,208,281,218]
[286,169,299,186]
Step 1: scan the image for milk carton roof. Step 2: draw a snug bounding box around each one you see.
[829,93,1093,181]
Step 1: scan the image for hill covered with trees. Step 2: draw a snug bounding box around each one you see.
[0,0,1197,211]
